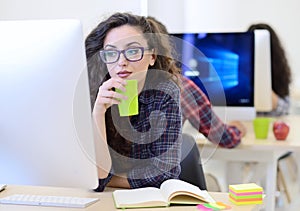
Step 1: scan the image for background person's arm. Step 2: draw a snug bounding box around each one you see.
[272,91,290,115]
[181,76,243,148]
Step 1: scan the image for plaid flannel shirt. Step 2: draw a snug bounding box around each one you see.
[95,77,182,192]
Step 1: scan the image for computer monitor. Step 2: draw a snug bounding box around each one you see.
[0,19,98,189]
[170,32,256,121]
[253,29,273,112]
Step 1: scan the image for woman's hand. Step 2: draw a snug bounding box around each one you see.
[272,91,279,110]
[93,77,128,114]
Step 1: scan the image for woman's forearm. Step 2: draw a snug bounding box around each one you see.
[107,174,130,188]
[92,111,112,179]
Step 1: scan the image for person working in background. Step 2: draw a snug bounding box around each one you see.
[85,12,183,192]
[147,16,247,148]
[248,23,292,116]
[248,23,294,199]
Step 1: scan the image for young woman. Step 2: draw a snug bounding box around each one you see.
[85,12,182,192]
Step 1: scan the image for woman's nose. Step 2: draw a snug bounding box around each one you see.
[117,53,128,66]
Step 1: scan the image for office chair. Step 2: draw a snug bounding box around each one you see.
[179,133,207,190]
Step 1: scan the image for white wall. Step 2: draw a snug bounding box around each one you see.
[1,0,300,100]
[0,0,143,37]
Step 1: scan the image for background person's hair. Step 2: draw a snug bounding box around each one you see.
[248,23,292,98]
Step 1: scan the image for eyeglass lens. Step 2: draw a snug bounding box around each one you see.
[100,47,144,64]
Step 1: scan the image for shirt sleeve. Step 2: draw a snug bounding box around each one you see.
[274,96,290,115]
[181,76,241,148]
[257,96,290,117]
[127,83,182,188]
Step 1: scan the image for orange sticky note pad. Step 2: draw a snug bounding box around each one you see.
[216,202,232,209]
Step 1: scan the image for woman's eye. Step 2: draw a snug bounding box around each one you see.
[126,48,139,55]
[106,51,118,57]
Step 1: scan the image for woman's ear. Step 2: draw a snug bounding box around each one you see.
[149,49,156,66]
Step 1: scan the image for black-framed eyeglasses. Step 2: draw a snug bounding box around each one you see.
[99,47,152,64]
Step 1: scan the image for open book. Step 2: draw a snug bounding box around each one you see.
[112,179,215,209]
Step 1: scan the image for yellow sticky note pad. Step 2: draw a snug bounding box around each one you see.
[229,183,263,193]
[229,183,263,205]
[207,203,225,209]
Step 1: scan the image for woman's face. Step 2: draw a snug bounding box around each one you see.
[103,25,155,81]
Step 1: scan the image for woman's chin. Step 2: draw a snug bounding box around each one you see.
[130,71,147,81]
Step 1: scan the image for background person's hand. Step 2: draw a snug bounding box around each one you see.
[228,121,247,137]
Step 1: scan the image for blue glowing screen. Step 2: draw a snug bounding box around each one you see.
[171,32,254,107]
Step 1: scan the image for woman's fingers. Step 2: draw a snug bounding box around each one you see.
[94,78,128,110]
[102,78,127,92]
[100,89,127,101]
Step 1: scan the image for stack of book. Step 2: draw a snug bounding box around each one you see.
[229,183,263,205]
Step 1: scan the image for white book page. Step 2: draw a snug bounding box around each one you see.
[160,179,215,203]
[113,187,167,206]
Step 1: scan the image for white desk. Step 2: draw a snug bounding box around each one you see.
[183,115,300,211]
[0,185,263,211]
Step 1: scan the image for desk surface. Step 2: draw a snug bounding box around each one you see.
[185,115,300,151]
[238,115,300,150]
[0,185,263,211]
[183,115,300,211]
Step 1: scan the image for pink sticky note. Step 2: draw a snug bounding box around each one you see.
[196,204,213,211]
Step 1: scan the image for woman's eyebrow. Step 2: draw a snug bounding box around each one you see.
[104,41,143,49]
[103,44,117,49]
[126,41,142,47]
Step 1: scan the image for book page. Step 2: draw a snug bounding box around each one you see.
[113,187,168,208]
[160,179,215,203]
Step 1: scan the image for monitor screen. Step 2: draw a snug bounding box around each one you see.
[170,32,256,121]
[0,19,98,189]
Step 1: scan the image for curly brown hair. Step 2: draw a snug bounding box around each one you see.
[248,23,292,98]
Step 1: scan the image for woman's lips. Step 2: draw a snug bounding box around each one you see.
[117,71,132,78]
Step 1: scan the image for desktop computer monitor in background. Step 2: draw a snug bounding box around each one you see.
[170,32,256,121]
[254,29,273,112]
[0,20,98,189]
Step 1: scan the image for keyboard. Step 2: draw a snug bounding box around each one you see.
[0,194,99,208]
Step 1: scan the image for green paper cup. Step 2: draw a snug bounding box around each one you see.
[116,79,139,116]
[253,117,271,139]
